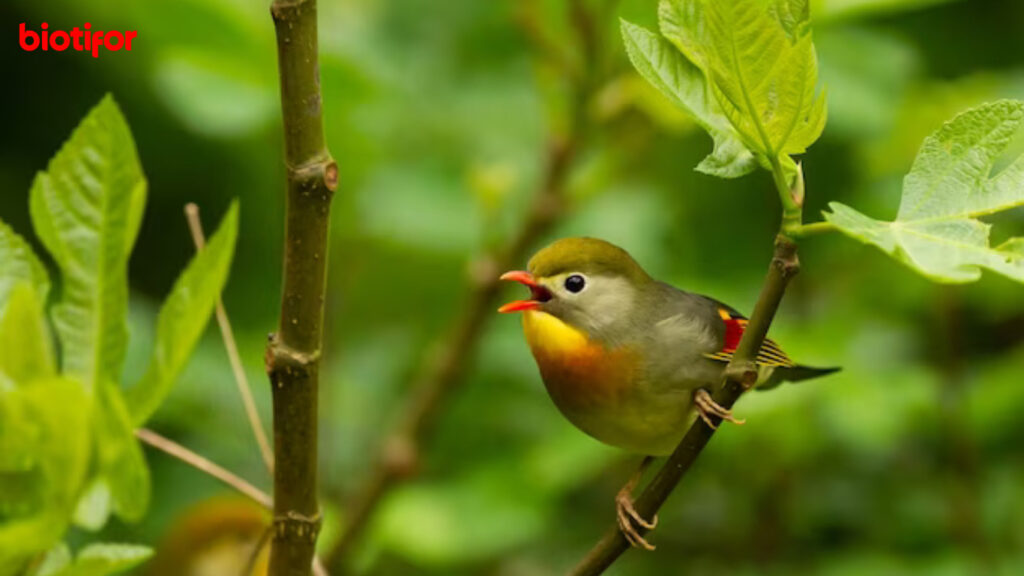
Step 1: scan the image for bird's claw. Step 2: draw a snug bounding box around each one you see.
[615,489,657,550]
[694,388,746,430]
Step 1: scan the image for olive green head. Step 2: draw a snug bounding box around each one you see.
[500,238,653,340]
[527,237,651,285]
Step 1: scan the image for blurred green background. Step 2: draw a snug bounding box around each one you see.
[3,0,1024,574]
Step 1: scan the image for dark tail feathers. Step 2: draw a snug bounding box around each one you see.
[758,364,840,391]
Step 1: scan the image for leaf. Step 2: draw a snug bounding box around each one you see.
[0,220,50,311]
[93,382,150,524]
[29,95,147,391]
[31,543,72,576]
[0,379,91,574]
[71,480,112,532]
[825,100,1024,283]
[50,544,152,576]
[124,201,239,425]
[620,19,756,178]
[703,0,826,160]
[0,284,55,385]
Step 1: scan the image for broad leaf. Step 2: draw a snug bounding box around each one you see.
[124,201,239,425]
[826,100,1024,283]
[656,0,826,176]
[0,220,50,311]
[29,95,147,391]
[0,379,91,574]
[0,284,55,385]
[620,20,756,178]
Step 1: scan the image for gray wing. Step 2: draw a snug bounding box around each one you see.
[629,282,727,390]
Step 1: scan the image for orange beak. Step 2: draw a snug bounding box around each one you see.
[498,271,552,313]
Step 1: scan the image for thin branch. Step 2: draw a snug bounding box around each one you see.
[136,428,272,509]
[323,4,607,569]
[267,0,336,573]
[568,161,805,576]
[185,203,275,474]
[569,236,800,575]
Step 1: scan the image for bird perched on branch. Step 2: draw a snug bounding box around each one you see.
[498,237,836,549]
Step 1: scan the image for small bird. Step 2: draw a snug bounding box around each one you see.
[498,237,836,549]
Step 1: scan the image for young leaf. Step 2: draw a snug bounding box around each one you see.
[0,220,50,311]
[0,378,91,574]
[655,0,826,174]
[825,100,1024,283]
[88,382,150,525]
[0,283,55,385]
[29,95,147,391]
[704,0,826,160]
[48,544,152,576]
[620,19,756,178]
[125,201,239,425]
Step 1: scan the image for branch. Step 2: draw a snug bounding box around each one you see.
[185,203,275,474]
[325,130,578,571]
[136,428,272,509]
[267,0,336,574]
[323,6,608,568]
[568,234,800,575]
[569,158,807,575]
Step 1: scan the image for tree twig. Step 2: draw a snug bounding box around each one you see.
[266,0,337,573]
[185,203,275,474]
[568,231,803,575]
[136,428,273,509]
[322,4,607,569]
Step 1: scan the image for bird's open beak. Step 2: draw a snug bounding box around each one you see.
[498,271,552,313]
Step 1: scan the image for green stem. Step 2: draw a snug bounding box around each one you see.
[266,0,336,574]
[789,220,836,238]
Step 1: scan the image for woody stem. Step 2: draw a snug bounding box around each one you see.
[266,0,336,574]
[568,169,804,576]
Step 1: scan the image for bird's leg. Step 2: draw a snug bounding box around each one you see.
[694,388,746,430]
[615,456,658,550]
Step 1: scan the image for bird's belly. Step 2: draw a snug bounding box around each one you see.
[522,311,695,456]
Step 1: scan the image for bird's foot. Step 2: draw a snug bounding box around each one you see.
[615,488,658,550]
[694,388,746,430]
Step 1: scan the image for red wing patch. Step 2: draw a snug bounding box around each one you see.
[704,307,796,367]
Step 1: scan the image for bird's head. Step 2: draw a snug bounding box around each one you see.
[498,237,651,335]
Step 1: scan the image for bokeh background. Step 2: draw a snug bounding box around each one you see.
[3,0,1024,574]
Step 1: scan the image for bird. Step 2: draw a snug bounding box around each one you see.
[498,237,836,549]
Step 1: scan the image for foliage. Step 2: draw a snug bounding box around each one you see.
[623,0,827,194]
[0,97,238,575]
[827,100,1024,283]
[3,0,1024,574]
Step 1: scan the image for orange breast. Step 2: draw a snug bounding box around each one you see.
[522,311,636,412]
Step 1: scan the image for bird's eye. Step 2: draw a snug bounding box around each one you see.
[564,274,585,293]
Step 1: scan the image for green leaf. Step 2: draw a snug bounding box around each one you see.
[703,0,826,160]
[29,95,147,391]
[0,379,91,574]
[0,220,50,312]
[656,0,826,171]
[31,543,71,576]
[124,201,239,425]
[826,100,1024,283]
[620,19,756,178]
[71,480,112,532]
[0,284,55,385]
[93,382,150,524]
[50,544,152,576]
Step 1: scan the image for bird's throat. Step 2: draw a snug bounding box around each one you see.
[522,310,590,356]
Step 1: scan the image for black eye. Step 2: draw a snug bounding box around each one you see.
[564,274,585,293]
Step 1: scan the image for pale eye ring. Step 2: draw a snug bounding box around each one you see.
[564,274,585,293]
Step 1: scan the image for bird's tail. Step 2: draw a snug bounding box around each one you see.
[757,364,840,391]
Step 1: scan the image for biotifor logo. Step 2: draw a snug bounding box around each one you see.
[19,23,137,58]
